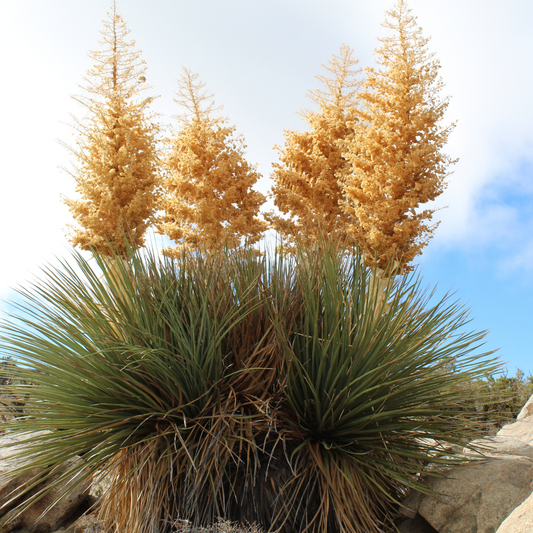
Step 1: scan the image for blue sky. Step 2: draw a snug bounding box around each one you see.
[1,0,532,375]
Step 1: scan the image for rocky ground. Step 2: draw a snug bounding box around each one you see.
[398,394,533,533]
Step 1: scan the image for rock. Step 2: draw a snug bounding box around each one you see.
[0,458,92,533]
[63,514,103,533]
[497,418,533,446]
[400,429,533,533]
[402,456,533,533]
[517,394,533,421]
[0,432,92,533]
[475,435,533,459]
[0,432,49,513]
[0,394,26,424]
[496,491,533,532]
[397,513,438,532]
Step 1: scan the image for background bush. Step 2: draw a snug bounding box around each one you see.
[458,370,533,435]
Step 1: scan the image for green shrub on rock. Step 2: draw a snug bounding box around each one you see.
[456,370,533,435]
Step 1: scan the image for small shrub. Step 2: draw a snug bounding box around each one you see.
[0,359,32,425]
[459,371,533,435]
[173,517,263,533]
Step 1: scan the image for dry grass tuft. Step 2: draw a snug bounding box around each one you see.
[173,517,263,533]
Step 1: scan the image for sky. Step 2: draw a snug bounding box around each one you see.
[0,0,532,376]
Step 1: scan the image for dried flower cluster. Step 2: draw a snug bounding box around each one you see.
[157,68,267,256]
[341,0,456,271]
[65,0,455,271]
[269,0,455,270]
[267,45,361,249]
[64,2,160,257]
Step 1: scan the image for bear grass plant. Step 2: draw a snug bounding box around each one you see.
[0,239,503,533]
